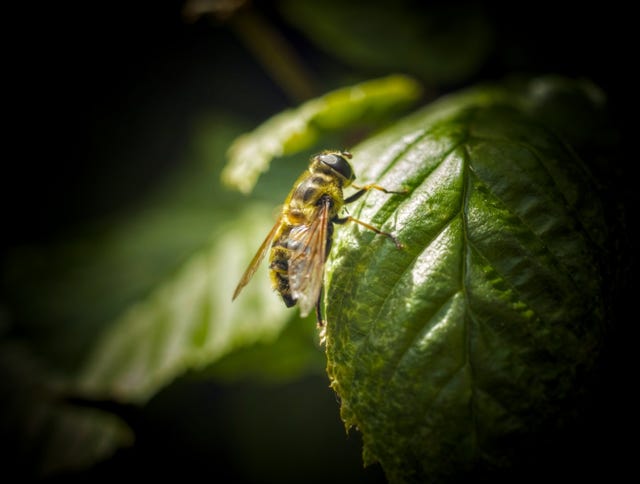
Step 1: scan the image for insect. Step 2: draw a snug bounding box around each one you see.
[232,150,403,326]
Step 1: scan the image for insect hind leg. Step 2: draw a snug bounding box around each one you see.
[315,283,326,327]
[335,215,403,249]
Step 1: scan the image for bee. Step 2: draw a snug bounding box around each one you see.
[232,150,403,326]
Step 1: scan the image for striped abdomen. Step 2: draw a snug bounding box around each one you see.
[269,226,297,307]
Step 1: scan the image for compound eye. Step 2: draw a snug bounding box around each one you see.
[319,153,354,181]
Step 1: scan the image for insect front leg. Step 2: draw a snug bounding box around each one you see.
[344,183,407,204]
[334,216,403,249]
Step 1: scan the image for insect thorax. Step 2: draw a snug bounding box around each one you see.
[287,171,344,221]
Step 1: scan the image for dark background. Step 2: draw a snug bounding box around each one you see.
[7,1,635,247]
[8,0,635,243]
[4,0,635,482]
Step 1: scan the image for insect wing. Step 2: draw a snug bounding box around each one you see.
[232,216,283,301]
[288,199,330,317]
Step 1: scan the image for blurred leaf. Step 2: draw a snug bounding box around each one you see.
[77,205,292,403]
[222,74,422,193]
[279,0,493,85]
[324,78,608,481]
[0,343,133,479]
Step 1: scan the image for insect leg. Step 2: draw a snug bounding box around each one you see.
[344,184,406,204]
[335,216,403,249]
[315,283,325,327]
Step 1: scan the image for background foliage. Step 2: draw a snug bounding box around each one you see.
[2,0,634,482]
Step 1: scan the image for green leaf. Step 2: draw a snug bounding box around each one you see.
[77,205,292,403]
[222,74,422,193]
[324,78,608,482]
[279,0,492,85]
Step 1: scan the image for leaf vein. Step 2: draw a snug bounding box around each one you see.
[460,144,479,459]
[467,164,583,297]
[388,289,462,381]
